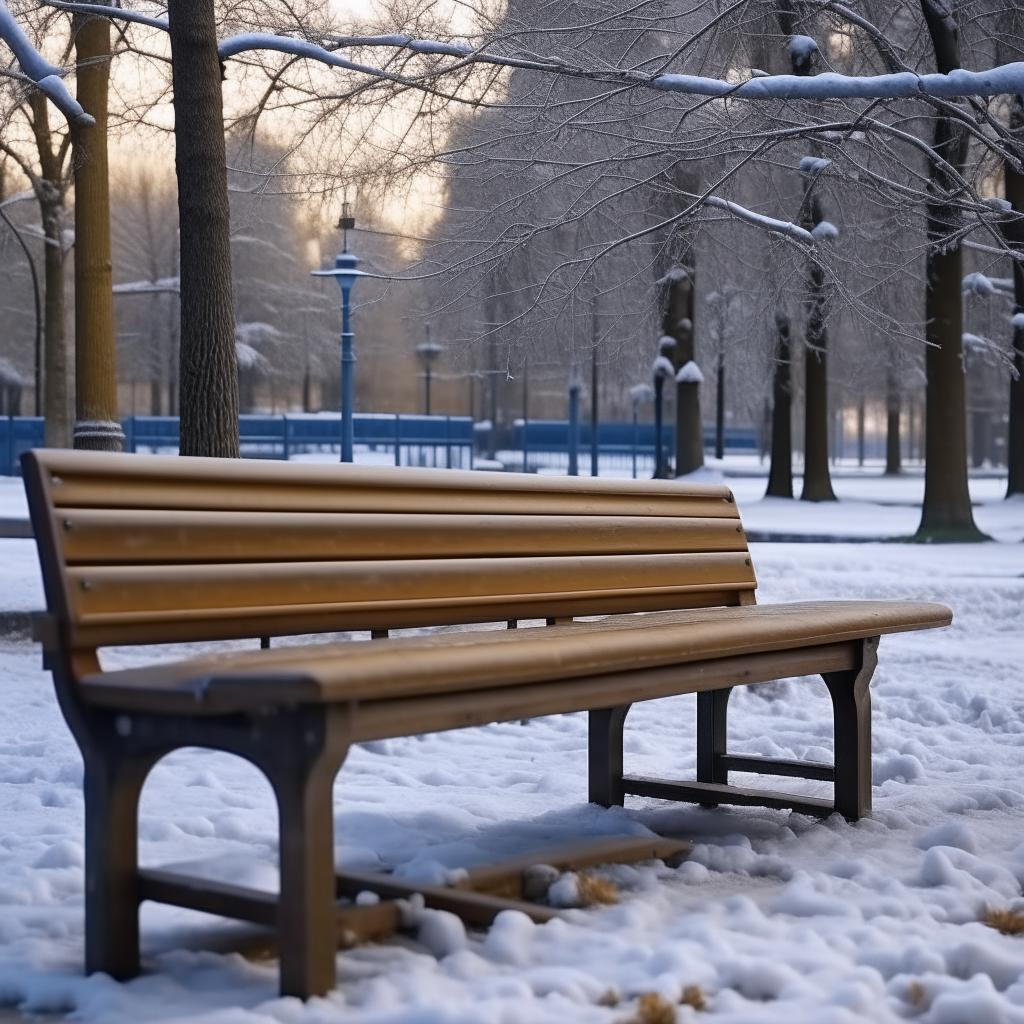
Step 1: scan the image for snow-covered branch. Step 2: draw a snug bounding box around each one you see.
[34,1,1024,105]
[0,0,92,124]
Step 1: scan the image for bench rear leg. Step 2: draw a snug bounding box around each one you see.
[267,707,350,999]
[589,705,631,807]
[696,688,732,806]
[83,749,157,980]
[822,638,878,821]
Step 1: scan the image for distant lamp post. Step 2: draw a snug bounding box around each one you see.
[312,199,365,462]
[629,382,654,480]
[415,325,444,416]
[652,335,676,479]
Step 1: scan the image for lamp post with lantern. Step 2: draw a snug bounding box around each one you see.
[415,324,444,416]
[312,199,365,462]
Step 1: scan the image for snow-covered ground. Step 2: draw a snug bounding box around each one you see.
[1,466,1023,1021]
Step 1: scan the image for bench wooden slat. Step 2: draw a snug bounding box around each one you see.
[66,552,756,620]
[57,510,749,565]
[77,600,952,713]
[42,451,740,518]
[65,588,748,648]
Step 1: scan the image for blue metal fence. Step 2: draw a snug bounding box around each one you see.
[508,419,757,474]
[0,414,475,475]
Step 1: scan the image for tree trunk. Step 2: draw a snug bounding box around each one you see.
[73,9,123,451]
[885,362,902,476]
[663,266,703,476]
[914,0,983,539]
[775,3,835,501]
[40,195,70,448]
[801,261,837,501]
[765,311,793,498]
[856,398,866,467]
[1004,98,1024,497]
[167,0,239,457]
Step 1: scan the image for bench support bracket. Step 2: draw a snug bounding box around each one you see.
[589,638,879,822]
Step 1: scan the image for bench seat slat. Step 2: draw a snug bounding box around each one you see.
[79,600,951,714]
[57,510,749,565]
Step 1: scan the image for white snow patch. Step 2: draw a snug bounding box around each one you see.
[963,272,997,296]
[788,35,819,59]
[811,220,839,241]
[799,156,831,175]
[675,360,704,384]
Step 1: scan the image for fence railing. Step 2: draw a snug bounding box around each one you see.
[506,419,759,475]
[1,414,475,475]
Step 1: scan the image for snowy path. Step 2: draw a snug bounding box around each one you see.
[0,540,1023,1021]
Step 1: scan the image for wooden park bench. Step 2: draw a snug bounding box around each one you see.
[22,450,951,998]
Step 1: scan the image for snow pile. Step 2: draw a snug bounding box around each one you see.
[799,156,831,175]
[811,220,839,241]
[675,360,704,384]
[963,272,997,297]
[652,354,675,380]
[787,35,819,60]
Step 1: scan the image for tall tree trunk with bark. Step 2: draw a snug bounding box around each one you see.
[167,0,239,457]
[766,311,794,497]
[73,9,123,451]
[775,3,835,501]
[1004,96,1024,498]
[663,265,703,476]
[801,252,837,501]
[27,94,71,448]
[915,0,983,539]
[39,191,70,447]
[885,358,902,476]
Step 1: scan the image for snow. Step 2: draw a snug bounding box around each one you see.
[799,156,831,175]
[113,277,180,295]
[963,272,997,297]
[0,469,1024,1020]
[1011,312,1024,330]
[787,35,819,60]
[675,360,704,384]
[657,267,689,286]
[657,335,676,354]
[0,2,92,125]
[651,354,675,380]
[984,197,1013,213]
[702,195,814,244]
[811,220,839,242]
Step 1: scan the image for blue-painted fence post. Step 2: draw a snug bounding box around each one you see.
[394,413,402,466]
[281,414,290,461]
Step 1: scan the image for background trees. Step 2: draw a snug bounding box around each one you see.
[1,0,1023,539]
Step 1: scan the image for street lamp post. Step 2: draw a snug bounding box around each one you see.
[415,324,444,416]
[312,201,365,462]
[629,383,653,480]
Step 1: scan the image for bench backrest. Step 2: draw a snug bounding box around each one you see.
[23,450,756,651]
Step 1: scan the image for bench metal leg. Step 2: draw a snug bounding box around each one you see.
[83,749,158,980]
[696,689,731,804]
[265,707,350,999]
[588,704,631,807]
[615,639,879,821]
[822,637,878,821]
